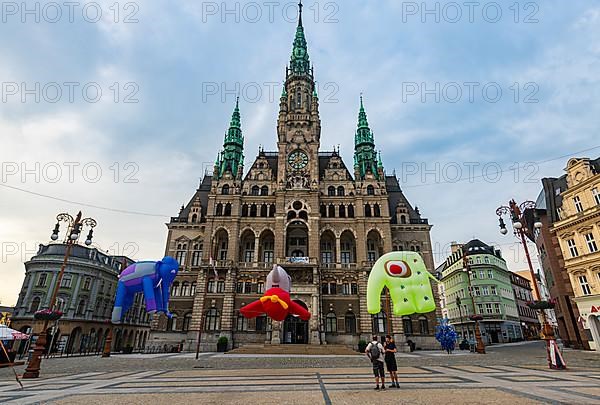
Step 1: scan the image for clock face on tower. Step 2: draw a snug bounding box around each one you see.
[288,150,309,170]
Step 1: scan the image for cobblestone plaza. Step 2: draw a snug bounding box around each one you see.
[1,342,599,404]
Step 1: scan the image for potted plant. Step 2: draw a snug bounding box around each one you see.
[34,309,63,321]
[526,299,557,310]
[358,340,367,353]
[217,336,228,352]
[469,314,483,321]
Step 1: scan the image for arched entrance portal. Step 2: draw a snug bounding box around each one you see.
[589,315,600,352]
[282,300,309,344]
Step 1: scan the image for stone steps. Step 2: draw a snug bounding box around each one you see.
[228,344,360,355]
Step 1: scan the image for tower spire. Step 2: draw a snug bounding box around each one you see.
[290,0,310,75]
[298,0,303,27]
[354,95,381,180]
[216,98,244,180]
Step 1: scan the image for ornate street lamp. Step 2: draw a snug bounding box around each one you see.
[496,200,566,369]
[23,211,97,379]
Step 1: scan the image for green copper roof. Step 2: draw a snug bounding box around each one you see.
[216,98,244,179]
[354,95,381,180]
[290,1,310,75]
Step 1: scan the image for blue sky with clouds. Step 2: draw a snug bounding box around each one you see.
[1,0,600,305]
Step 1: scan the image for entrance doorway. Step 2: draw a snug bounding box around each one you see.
[589,315,600,352]
[282,300,309,344]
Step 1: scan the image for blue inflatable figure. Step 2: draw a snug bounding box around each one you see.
[435,318,457,354]
[111,256,179,324]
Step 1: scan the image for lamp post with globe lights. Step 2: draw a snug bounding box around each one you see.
[23,211,97,379]
[496,200,566,369]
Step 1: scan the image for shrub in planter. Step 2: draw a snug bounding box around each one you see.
[358,340,367,353]
[469,314,483,321]
[34,309,63,321]
[526,299,557,310]
[217,336,228,352]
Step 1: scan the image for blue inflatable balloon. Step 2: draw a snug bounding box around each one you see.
[111,256,179,324]
[435,318,457,354]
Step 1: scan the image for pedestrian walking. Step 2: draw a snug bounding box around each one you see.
[384,335,399,388]
[365,335,386,390]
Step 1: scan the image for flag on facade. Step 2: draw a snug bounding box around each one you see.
[210,256,218,278]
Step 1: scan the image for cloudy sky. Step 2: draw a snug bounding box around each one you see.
[1,0,599,306]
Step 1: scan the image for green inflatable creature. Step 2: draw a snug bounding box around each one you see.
[367,251,438,316]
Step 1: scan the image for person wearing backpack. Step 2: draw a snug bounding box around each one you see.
[365,335,386,390]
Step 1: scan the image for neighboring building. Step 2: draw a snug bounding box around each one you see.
[515,269,558,333]
[152,6,440,352]
[0,306,13,326]
[510,272,540,339]
[524,176,589,349]
[439,240,522,344]
[550,157,600,351]
[11,243,150,354]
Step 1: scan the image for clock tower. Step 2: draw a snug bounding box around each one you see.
[276,0,321,191]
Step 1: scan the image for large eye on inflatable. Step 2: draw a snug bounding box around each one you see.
[385,260,411,278]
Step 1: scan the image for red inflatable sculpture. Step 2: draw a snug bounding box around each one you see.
[240,265,311,322]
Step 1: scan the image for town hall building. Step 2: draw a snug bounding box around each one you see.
[150,3,440,352]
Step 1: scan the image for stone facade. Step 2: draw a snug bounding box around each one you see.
[11,244,150,355]
[550,157,600,351]
[509,272,541,339]
[151,8,440,352]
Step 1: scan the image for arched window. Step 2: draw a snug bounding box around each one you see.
[222,185,230,195]
[374,204,381,217]
[337,186,345,196]
[367,185,375,196]
[400,215,407,224]
[251,186,260,196]
[237,312,249,331]
[419,317,429,335]
[183,313,192,332]
[167,315,178,331]
[250,204,257,217]
[320,204,327,217]
[191,243,202,267]
[260,204,268,217]
[403,317,413,334]
[328,205,336,218]
[372,311,387,333]
[223,203,231,216]
[339,205,346,218]
[299,211,308,220]
[190,282,196,296]
[348,205,355,218]
[205,308,220,331]
[171,282,179,297]
[181,282,190,296]
[215,203,223,216]
[328,186,336,196]
[175,244,187,266]
[76,299,86,316]
[326,312,337,333]
[30,296,41,313]
[241,204,249,217]
[191,214,198,223]
[365,204,372,217]
[261,186,269,196]
[269,204,276,217]
[345,312,357,333]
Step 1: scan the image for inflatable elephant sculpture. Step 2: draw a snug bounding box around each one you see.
[111,256,179,324]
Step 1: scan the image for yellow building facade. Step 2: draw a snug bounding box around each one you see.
[552,158,600,351]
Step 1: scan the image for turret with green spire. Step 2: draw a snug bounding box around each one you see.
[354,95,381,180]
[216,98,244,180]
[290,1,310,75]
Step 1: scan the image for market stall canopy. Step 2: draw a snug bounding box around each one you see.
[0,325,29,341]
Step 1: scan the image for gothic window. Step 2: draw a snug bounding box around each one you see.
[348,205,355,218]
[367,185,375,196]
[207,279,215,293]
[321,241,334,264]
[419,317,430,335]
[287,211,297,221]
[367,239,378,263]
[191,243,203,267]
[269,204,276,217]
[243,240,255,263]
[216,203,223,216]
[328,205,336,218]
[167,315,177,331]
[191,214,198,223]
[321,282,337,295]
[372,311,387,333]
[257,282,265,294]
[250,204,258,217]
[374,204,381,217]
[224,203,232,216]
[30,296,41,313]
[339,205,346,218]
[175,244,187,266]
[326,312,337,333]
[205,308,220,331]
[400,215,407,224]
[261,186,269,196]
[365,204,372,217]
[256,315,267,332]
[260,204,268,217]
[217,280,225,293]
[296,88,302,109]
[237,312,249,331]
[181,282,190,296]
[222,185,230,195]
[337,186,345,196]
[345,312,356,333]
[299,211,308,220]
[403,317,413,335]
[191,282,196,296]
[183,313,192,332]
[251,186,260,196]
[320,205,327,217]
[328,186,336,196]
[242,204,249,217]
[171,282,179,297]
